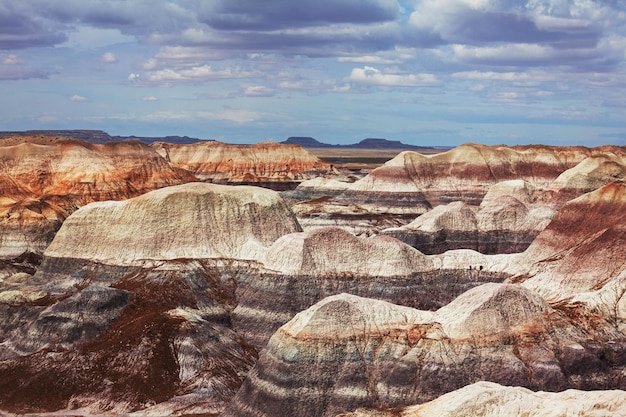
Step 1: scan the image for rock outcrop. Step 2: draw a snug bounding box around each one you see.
[0,183,301,415]
[44,182,301,268]
[341,381,626,417]
[232,228,509,349]
[224,285,626,417]
[513,181,626,304]
[152,141,333,186]
[548,153,626,202]
[0,261,257,415]
[0,137,195,261]
[383,180,555,254]
[289,144,624,235]
[338,143,625,211]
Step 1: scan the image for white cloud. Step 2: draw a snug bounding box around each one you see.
[348,66,440,87]
[142,95,159,101]
[2,54,22,65]
[154,46,229,63]
[146,65,260,83]
[128,73,141,81]
[69,94,87,102]
[142,59,158,70]
[243,86,275,97]
[101,52,117,63]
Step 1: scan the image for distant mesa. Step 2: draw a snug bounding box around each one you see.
[281,136,439,150]
[282,137,332,147]
[0,131,443,149]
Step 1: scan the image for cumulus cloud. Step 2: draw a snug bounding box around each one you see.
[409,0,606,52]
[145,65,260,84]
[243,86,275,97]
[0,5,67,49]
[142,95,158,101]
[337,55,400,64]
[0,53,48,80]
[69,94,87,102]
[348,66,440,87]
[2,54,22,65]
[101,52,117,63]
[451,42,618,68]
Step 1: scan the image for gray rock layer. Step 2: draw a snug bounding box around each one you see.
[224,288,626,417]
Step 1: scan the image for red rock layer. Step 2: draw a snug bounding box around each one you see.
[152,141,333,183]
[0,136,196,258]
[517,180,626,301]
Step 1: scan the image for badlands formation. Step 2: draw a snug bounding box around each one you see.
[0,137,194,261]
[0,136,328,271]
[0,137,625,416]
[152,140,333,185]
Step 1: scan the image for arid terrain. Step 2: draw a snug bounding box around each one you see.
[0,135,625,416]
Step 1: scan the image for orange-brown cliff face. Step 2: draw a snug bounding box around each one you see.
[0,136,196,259]
[152,141,333,183]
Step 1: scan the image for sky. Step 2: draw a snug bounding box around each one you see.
[1,0,626,146]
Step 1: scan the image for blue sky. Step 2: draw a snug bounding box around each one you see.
[1,0,626,146]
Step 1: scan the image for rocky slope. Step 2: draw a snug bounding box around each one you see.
[0,183,301,416]
[43,182,300,267]
[288,144,625,235]
[152,141,333,186]
[232,227,512,349]
[0,182,517,415]
[512,181,626,304]
[340,143,611,207]
[548,153,626,202]
[341,381,626,416]
[383,180,555,254]
[0,136,195,261]
[224,286,626,417]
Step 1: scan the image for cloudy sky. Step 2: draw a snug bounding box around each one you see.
[1,0,626,146]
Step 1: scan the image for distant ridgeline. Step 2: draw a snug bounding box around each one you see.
[281,136,448,150]
[0,130,449,149]
[0,130,206,145]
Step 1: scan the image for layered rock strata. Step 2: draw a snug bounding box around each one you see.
[152,141,333,186]
[0,183,301,415]
[341,381,626,417]
[0,261,257,415]
[224,286,626,417]
[43,182,301,268]
[548,153,626,202]
[289,144,625,235]
[0,137,195,260]
[513,181,626,304]
[337,143,626,212]
[383,180,555,254]
[232,227,511,349]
